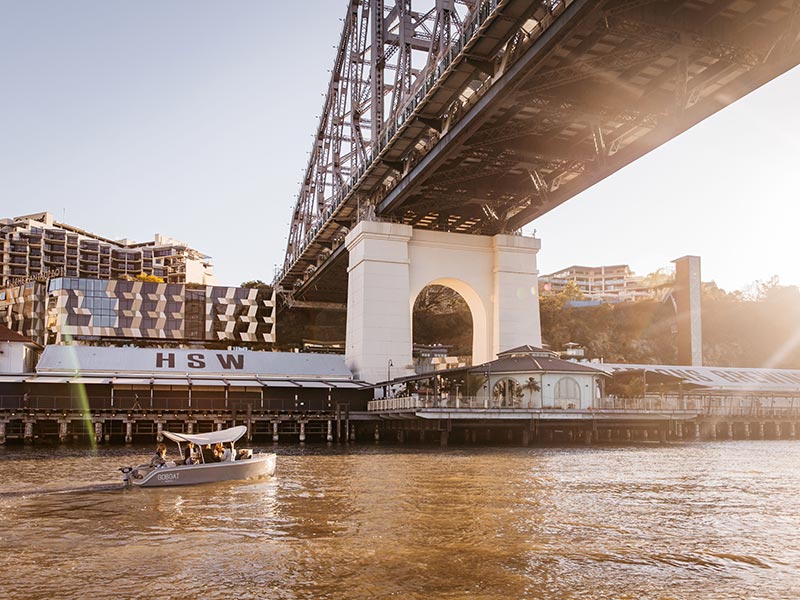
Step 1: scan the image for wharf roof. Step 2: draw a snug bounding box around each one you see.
[37,345,354,378]
[597,363,800,395]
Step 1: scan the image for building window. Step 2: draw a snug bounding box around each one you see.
[554,377,581,408]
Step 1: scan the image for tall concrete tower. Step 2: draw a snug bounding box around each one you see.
[672,255,702,366]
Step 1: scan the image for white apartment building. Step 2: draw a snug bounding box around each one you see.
[539,264,651,303]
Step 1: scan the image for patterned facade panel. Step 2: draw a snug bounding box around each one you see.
[0,281,47,345]
[2,278,275,345]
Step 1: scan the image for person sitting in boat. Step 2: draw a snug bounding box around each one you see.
[219,442,234,462]
[201,444,215,464]
[183,441,198,465]
[150,443,168,468]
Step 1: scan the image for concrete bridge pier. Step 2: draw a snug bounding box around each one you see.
[758,422,765,439]
[522,428,530,447]
[59,420,69,443]
[156,421,164,442]
[125,421,133,444]
[94,421,103,444]
[344,221,541,383]
[327,420,333,443]
[440,430,449,447]
[272,421,279,443]
[693,422,701,440]
[299,421,306,443]
[792,422,797,439]
[583,430,593,445]
[24,420,34,444]
[374,425,380,442]
[0,421,6,445]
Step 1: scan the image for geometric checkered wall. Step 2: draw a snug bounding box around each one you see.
[2,278,274,345]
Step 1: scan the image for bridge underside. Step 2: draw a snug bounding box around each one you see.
[279,0,800,316]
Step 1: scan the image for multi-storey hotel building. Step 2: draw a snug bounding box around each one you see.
[539,264,651,303]
[0,212,216,286]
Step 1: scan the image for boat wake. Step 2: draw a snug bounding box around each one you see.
[0,482,125,498]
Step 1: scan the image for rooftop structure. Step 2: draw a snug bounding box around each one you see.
[539,264,651,303]
[0,324,41,373]
[0,211,216,287]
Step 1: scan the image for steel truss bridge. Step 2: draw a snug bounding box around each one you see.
[275,0,800,310]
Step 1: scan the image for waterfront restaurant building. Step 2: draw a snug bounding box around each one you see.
[0,346,371,443]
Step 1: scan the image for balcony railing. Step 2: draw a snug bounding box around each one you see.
[368,395,800,416]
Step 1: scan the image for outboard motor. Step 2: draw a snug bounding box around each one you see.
[119,466,134,486]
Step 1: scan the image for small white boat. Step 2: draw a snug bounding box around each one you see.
[120,425,276,488]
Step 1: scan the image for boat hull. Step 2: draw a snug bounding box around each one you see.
[131,453,276,488]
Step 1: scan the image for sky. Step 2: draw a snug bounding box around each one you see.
[1,1,798,292]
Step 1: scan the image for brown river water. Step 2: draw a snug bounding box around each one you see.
[1,441,799,599]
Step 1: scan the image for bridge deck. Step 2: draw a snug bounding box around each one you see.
[279,0,800,306]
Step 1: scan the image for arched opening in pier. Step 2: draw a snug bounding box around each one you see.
[412,283,474,373]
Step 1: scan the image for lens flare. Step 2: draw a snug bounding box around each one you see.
[62,334,96,451]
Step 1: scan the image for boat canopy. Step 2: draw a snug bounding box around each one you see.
[162,425,247,446]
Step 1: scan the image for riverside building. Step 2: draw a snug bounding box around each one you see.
[0,211,216,287]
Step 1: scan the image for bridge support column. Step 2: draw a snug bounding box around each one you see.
[59,420,69,443]
[327,420,333,443]
[693,423,701,440]
[125,421,133,444]
[374,425,380,443]
[522,429,530,447]
[94,421,103,444]
[299,421,306,443]
[440,430,449,447]
[344,221,541,383]
[156,421,164,442]
[727,422,734,439]
[583,430,593,445]
[272,421,279,443]
[758,422,765,439]
[24,420,34,444]
[744,422,751,439]
[792,422,797,439]
[0,421,7,445]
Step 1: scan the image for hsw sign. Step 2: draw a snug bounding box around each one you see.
[155,352,245,371]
